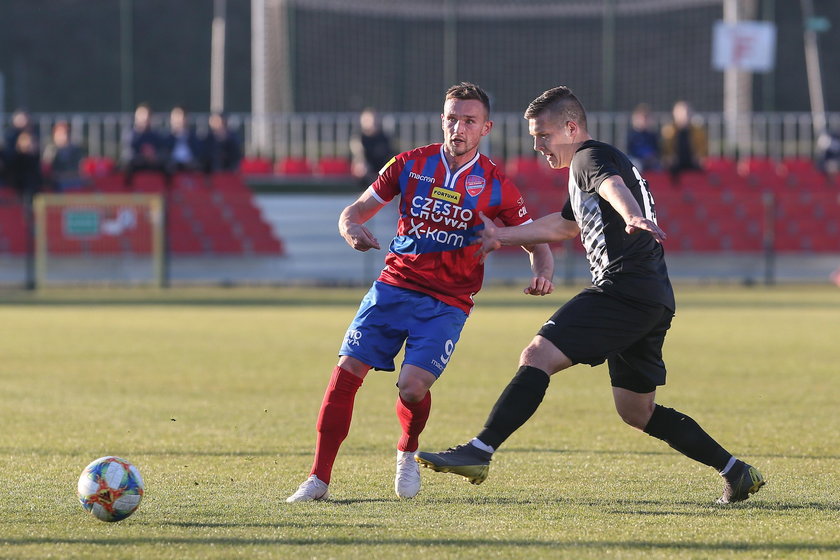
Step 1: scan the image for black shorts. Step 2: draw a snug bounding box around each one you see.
[537,287,674,393]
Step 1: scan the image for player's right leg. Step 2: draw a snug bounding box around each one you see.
[417,288,629,485]
[286,281,405,503]
[286,358,367,502]
[393,294,466,498]
[416,335,570,484]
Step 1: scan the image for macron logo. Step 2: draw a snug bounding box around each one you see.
[409,171,436,184]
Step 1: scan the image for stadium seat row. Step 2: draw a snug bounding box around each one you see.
[0,173,285,257]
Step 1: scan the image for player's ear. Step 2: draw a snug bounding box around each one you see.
[566,120,578,138]
[482,119,494,136]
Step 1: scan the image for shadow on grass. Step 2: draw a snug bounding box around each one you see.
[2,536,839,553]
[10,447,840,463]
[155,521,382,529]
[0,448,322,459]
[0,289,366,308]
[415,495,840,513]
[501,447,840,461]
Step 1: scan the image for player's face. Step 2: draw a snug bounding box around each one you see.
[441,99,492,160]
[529,113,577,169]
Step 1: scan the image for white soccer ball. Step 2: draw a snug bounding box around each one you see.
[77,456,145,522]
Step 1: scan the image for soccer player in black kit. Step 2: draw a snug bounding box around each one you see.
[416,86,765,504]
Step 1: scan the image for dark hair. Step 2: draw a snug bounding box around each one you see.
[524,86,587,130]
[445,82,491,117]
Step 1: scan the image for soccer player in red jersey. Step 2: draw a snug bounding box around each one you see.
[287,83,554,502]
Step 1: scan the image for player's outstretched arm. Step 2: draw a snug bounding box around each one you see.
[338,188,385,251]
[598,176,667,243]
[475,211,579,258]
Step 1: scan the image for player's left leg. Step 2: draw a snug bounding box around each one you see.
[416,289,606,485]
[613,387,764,503]
[610,305,764,504]
[394,365,437,499]
[394,295,468,498]
[415,334,571,485]
[615,386,735,469]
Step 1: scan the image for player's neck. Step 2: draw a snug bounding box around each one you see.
[443,148,479,172]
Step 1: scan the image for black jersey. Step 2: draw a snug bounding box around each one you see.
[561,140,675,310]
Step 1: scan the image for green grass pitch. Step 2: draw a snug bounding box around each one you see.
[0,285,838,559]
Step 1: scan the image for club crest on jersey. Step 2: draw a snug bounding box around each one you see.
[465,175,485,196]
[431,186,461,204]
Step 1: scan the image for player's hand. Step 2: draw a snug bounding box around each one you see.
[342,223,381,251]
[625,216,667,243]
[472,212,502,263]
[524,276,554,296]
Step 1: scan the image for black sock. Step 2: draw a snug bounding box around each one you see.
[643,404,732,471]
[477,366,550,450]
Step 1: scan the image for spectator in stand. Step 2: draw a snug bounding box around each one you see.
[4,109,39,161]
[202,112,242,173]
[163,106,202,175]
[350,108,394,187]
[42,120,85,191]
[626,103,660,172]
[7,130,42,200]
[660,100,707,182]
[816,129,840,177]
[124,102,167,186]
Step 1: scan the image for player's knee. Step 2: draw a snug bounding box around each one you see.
[398,384,427,403]
[337,356,370,378]
[397,374,432,403]
[519,337,570,374]
[615,403,654,430]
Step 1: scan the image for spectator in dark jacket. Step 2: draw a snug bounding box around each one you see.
[202,112,242,173]
[7,130,42,199]
[42,120,85,191]
[163,106,202,174]
[125,102,167,185]
[626,103,661,172]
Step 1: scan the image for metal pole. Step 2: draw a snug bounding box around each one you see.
[23,191,35,290]
[119,0,134,112]
[0,72,5,137]
[762,191,776,286]
[251,0,267,156]
[602,0,616,111]
[211,0,227,113]
[722,0,758,158]
[723,0,738,156]
[443,0,457,89]
[761,0,776,111]
[800,0,827,138]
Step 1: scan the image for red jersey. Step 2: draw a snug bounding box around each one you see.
[369,143,533,313]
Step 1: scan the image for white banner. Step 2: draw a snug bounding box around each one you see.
[713,21,777,72]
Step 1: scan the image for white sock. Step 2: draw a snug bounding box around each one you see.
[469,437,495,454]
[719,456,737,476]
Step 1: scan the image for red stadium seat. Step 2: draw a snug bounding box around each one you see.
[739,157,780,177]
[781,157,818,176]
[80,157,117,178]
[209,172,250,193]
[275,157,313,175]
[240,157,274,175]
[315,157,352,176]
[704,157,738,175]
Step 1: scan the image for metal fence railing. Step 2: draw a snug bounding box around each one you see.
[5,111,840,168]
